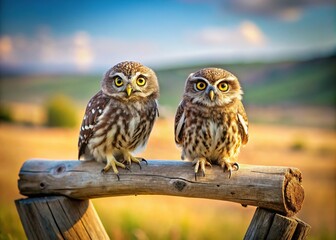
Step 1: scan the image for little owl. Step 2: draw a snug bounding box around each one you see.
[174,68,248,180]
[78,61,159,179]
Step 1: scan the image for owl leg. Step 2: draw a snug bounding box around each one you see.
[121,150,148,170]
[101,154,127,180]
[193,157,212,181]
[220,159,239,178]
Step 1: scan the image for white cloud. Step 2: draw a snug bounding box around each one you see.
[215,0,335,22]
[0,29,158,72]
[239,21,266,45]
[193,20,266,47]
[73,31,94,71]
[91,37,158,66]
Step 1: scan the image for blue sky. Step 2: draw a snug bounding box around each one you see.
[0,0,335,72]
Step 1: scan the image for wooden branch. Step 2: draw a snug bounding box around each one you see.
[244,207,311,240]
[18,159,304,216]
[15,196,109,240]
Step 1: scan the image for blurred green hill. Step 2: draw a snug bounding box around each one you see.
[1,55,335,109]
[156,55,336,108]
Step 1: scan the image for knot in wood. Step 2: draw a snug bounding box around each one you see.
[39,182,46,189]
[53,164,66,175]
[173,180,187,192]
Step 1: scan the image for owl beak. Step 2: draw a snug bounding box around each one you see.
[126,84,133,96]
[209,89,215,101]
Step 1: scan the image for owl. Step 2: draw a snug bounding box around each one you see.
[174,68,248,180]
[78,61,159,179]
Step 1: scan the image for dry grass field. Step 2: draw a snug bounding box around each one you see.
[0,116,335,239]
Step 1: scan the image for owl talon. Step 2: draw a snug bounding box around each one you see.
[141,158,148,165]
[221,161,239,178]
[101,168,121,181]
[193,157,211,181]
[133,158,147,170]
[137,162,142,170]
[194,169,206,180]
[233,162,239,171]
[101,156,126,181]
[122,151,147,170]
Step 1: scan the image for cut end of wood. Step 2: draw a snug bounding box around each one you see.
[283,168,304,216]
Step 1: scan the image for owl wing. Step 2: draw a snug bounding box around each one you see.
[174,100,186,145]
[78,90,110,159]
[155,99,160,117]
[237,101,249,145]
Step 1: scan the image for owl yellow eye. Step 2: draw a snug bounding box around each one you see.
[218,82,229,92]
[136,77,146,86]
[114,76,124,87]
[196,81,207,91]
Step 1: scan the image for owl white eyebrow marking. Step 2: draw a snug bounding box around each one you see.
[136,71,150,77]
[224,75,236,81]
[189,76,211,85]
[109,72,128,81]
[131,72,150,81]
[213,76,236,85]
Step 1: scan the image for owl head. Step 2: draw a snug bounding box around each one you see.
[101,61,159,101]
[183,68,243,107]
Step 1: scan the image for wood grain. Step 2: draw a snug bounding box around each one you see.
[15,196,109,240]
[18,159,305,216]
[244,208,311,240]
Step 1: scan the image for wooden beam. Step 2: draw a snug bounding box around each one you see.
[18,159,304,216]
[15,196,109,240]
[244,208,311,240]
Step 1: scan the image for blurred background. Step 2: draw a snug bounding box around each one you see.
[0,0,335,239]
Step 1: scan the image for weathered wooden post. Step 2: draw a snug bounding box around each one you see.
[15,196,109,240]
[244,208,311,240]
[16,159,310,239]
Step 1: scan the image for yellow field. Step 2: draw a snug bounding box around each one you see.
[0,119,335,239]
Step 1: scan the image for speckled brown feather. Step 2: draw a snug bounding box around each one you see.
[174,67,249,175]
[78,90,110,159]
[237,101,249,145]
[77,61,159,174]
[174,100,185,145]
